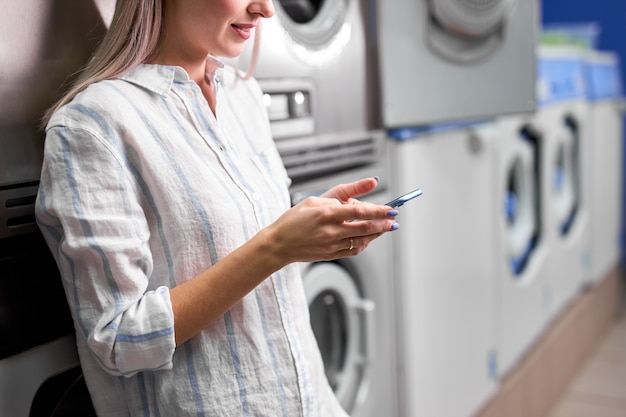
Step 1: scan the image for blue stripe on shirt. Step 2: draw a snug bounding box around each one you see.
[255,290,289,417]
[115,327,174,343]
[137,372,152,417]
[224,311,250,417]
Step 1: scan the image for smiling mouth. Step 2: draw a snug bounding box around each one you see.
[232,24,254,32]
[231,24,255,41]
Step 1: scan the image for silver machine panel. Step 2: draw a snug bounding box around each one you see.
[226,0,387,186]
[0,0,110,239]
[1,1,111,415]
[375,0,538,127]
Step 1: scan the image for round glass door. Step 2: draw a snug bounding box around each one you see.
[429,0,516,38]
[426,0,517,63]
[302,262,374,412]
[274,0,351,65]
[278,0,325,24]
[504,126,540,276]
[309,289,348,389]
[552,116,579,235]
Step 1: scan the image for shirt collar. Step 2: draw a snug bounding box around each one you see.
[118,56,225,97]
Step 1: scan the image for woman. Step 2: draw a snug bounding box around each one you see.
[36,0,399,415]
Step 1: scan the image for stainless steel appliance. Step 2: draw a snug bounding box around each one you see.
[374,0,538,127]
[226,1,399,414]
[288,136,398,417]
[225,0,384,183]
[0,1,109,415]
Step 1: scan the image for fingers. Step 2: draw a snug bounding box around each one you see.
[301,196,399,247]
[297,197,393,225]
[306,197,397,224]
[269,194,399,263]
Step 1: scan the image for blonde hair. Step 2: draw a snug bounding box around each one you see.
[42,0,164,127]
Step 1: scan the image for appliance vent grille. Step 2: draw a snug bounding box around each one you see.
[277,135,382,183]
[1,184,39,239]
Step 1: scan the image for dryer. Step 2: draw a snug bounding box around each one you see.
[388,122,499,417]
[289,134,398,417]
[492,113,552,378]
[226,0,381,163]
[534,46,592,319]
[0,1,108,415]
[374,0,538,128]
[584,50,624,285]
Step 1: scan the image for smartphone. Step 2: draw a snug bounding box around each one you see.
[385,188,423,208]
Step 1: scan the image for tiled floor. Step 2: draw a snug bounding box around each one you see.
[548,283,626,417]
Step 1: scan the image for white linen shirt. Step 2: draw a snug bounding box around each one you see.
[36,62,348,417]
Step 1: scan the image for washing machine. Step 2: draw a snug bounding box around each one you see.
[0,1,108,415]
[533,45,592,320]
[223,1,396,414]
[288,133,398,417]
[374,0,538,128]
[388,122,499,417]
[585,50,625,285]
[492,112,553,378]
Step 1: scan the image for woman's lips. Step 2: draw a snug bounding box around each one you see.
[231,24,255,41]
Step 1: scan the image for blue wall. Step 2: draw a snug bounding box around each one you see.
[542,0,626,267]
[542,0,626,80]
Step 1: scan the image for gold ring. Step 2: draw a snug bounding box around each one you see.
[349,238,354,251]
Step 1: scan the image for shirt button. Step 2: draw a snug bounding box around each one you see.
[252,193,261,201]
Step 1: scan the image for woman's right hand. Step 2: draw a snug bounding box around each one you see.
[171,187,398,346]
[261,195,399,266]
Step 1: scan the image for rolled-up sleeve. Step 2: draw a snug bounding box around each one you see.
[36,122,176,377]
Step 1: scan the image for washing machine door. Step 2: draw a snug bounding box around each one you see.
[274,0,351,65]
[429,0,516,37]
[552,117,579,235]
[302,262,375,413]
[503,126,541,276]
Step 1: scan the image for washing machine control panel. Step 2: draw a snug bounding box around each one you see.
[259,79,387,186]
[259,79,315,140]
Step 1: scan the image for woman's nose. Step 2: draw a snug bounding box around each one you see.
[249,0,275,19]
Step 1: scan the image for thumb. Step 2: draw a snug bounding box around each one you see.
[321,177,379,202]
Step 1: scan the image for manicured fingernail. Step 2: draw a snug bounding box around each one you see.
[388,209,399,217]
[391,222,400,231]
